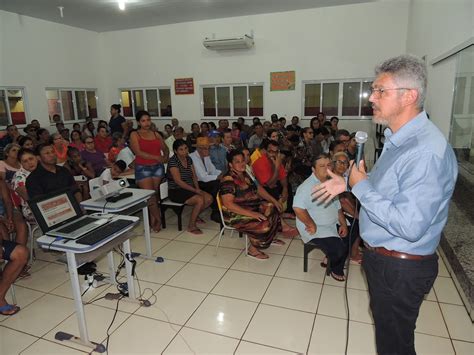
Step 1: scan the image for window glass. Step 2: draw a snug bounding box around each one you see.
[322,83,339,116]
[217,87,231,116]
[121,90,133,117]
[61,90,75,121]
[203,88,216,117]
[0,91,8,126]
[342,82,360,116]
[304,83,321,116]
[453,77,466,115]
[7,89,27,125]
[249,85,263,116]
[87,91,97,118]
[46,90,61,122]
[75,91,87,120]
[146,89,159,116]
[233,86,247,116]
[159,89,172,116]
[360,81,373,116]
[133,90,144,114]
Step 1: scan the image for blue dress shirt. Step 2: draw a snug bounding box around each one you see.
[352,111,458,255]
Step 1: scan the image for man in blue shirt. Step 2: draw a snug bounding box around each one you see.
[313,55,458,355]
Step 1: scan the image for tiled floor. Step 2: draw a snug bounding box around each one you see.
[1,209,473,354]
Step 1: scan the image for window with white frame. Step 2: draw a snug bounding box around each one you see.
[45,88,98,122]
[303,79,373,118]
[201,84,264,118]
[0,87,28,127]
[119,88,172,118]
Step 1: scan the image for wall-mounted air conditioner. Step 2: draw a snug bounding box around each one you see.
[203,34,254,50]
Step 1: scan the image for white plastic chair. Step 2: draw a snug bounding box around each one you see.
[27,221,40,263]
[215,193,248,256]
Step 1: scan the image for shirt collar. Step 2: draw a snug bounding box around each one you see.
[384,111,427,148]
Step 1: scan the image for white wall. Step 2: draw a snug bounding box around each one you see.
[406,0,473,137]
[97,0,410,132]
[0,10,100,128]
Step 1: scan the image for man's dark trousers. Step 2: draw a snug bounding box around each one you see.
[362,249,438,355]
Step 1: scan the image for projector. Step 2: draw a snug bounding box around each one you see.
[90,178,129,201]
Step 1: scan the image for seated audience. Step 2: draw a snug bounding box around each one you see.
[69,129,85,151]
[293,153,349,281]
[18,136,34,150]
[335,129,351,146]
[329,140,347,158]
[51,133,68,164]
[231,122,243,147]
[13,148,38,224]
[100,160,127,184]
[130,110,169,233]
[164,124,173,138]
[26,143,82,203]
[171,118,180,131]
[237,117,250,141]
[30,119,40,129]
[55,122,65,133]
[317,112,326,126]
[0,228,28,315]
[165,126,184,152]
[108,132,126,163]
[72,123,81,131]
[94,126,112,154]
[97,120,109,129]
[82,120,95,138]
[199,122,210,137]
[315,127,331,154]
[346,132,357,161]
[36,128,50,145]
[220,149,286,260]
[247,122,264,150]
[310,116,320,131]
[167,139,212,235]
[287,115,301,133]
[60,128,70,142]
[186,123,200,153]
[189,137,222,223]
[330,116,339,136]
[208,121,217,131]
[64,147,96,200]
[23,124,38,145]
[218,119,230,133]
[294,128,321,179]
[210,129,234,173]
[81,137,109,177]
[52,114,61,123]
[263,121,272,135]
[0,125,20,148]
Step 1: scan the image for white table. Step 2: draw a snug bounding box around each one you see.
[80,188,157,260]
[37,215,139,353]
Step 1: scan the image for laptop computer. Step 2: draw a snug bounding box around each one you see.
[29,188,110,240]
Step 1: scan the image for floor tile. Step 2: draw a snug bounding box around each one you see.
[186,294,257,338]
[452,340,474,355]
[424,286,437,301]
[50,279,110,304]
[28,259,51,274]
[156,240,205,262]
[231,253,284,276]
[285,239,325,260]
[190,245,242,268]
[236,341,297,354]
[243,304,314,354]
[433,277,463,305]
[414,333,455,354]
[163,327,239,354]
[136,258,185,284]
[167,263,226,292]
[152,227,183,240]
[0,285,45,322]
[275,256,326,283]
[0,326,38,354]
[44,304,130,353]
[34,248,63,263]
[212,270,272,302]
[324,264,368,290]
[308,315,377,354]
[3,294,75,337]
[317,285,373,324]
[130,234,171,255]
[262,277,322,313]
[440,303,474,342]
[416,301,449,337]
[174,228,218,245]
[437,257,450,277]
[135,285,206,325]
[16,263,69,293]
[209,232,247,250]
[264,238,291,255]
[21,339,86,354]
[107,315,177,354]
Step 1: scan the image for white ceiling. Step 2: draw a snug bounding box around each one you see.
[0,0,374,32]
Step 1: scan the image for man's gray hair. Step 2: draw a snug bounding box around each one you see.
[375,54,427,109]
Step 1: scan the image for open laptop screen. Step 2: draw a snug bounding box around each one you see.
[29,188,83,234]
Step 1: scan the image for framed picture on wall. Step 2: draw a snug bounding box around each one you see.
[270,71,295,91]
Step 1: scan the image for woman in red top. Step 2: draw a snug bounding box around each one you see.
[129,110,169,232]
[94,126,112,154]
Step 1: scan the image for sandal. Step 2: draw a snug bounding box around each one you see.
[271,239,286,246]
[330,272,346,282]
[0,303,20,316]
[187,227,203,235]
[247,250,269,260]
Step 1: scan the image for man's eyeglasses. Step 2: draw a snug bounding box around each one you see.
[334,160,349,166]
[369,87,414,98]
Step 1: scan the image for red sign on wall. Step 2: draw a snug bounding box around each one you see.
[174,78,194,95]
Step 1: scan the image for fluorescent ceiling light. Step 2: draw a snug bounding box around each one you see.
[118,1,126,11]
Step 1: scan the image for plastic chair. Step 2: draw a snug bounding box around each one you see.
[27,221,40,263]
[215,193,248,256]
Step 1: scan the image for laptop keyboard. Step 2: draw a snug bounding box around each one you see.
[56,217,97,234]
[76,219,135,245]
